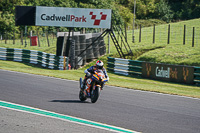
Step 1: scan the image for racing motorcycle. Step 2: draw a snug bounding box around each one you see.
[79,70,108,103]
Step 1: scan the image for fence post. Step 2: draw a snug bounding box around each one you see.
[108,34,110,54]
[21,30,23,45]
[24,26,27,47]
[153,24,155,44]
[183,25,186,45]
[192,27,195,47]
[139,24,142,42]
[168,24,170,44]
[4,33,7,44]
[30,31,32,46]
[82,28,85,34]
[46,31,50,47]
[13,31,15,44]
[124,23,127,43]
[36,30,40,47]
[53,31,55,39]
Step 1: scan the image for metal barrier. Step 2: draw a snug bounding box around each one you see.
[194,67,200,86]
[107,57,200,86]
[107,57,143,76]
[0,47,68,70]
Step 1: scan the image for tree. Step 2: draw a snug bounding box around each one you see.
[0,11,15,34]
[155,0,174,22]
[118,5,133,28]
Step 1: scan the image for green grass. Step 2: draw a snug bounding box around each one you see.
[137,44,200,66]
[0,60,199,98]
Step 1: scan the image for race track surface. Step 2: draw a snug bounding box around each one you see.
[0,69,200,133]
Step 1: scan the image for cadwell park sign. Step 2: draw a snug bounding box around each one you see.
[15,6,111,29]
[142,62,194,84]
[36,6,111,28]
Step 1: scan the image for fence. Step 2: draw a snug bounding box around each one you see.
[107,57,200,86]
[0,28,105,48]
[0,47,68,70]
[127,24,200,47]
[0,30,57,47]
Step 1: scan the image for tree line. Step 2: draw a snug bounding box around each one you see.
[0,0,200,35]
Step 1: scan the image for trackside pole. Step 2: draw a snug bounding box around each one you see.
[63,56,66,70]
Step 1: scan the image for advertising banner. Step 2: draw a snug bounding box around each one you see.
[36,6,112,29]
[142,62,194,84]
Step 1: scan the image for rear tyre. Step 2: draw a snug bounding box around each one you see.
[91,86,100,103]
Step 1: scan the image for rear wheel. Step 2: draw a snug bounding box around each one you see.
[91,86,100,103]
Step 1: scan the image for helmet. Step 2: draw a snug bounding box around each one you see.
[96,60,104,69]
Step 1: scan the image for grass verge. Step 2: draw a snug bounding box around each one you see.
[0,60,199,98]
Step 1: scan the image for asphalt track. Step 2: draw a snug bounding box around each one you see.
[0,107,117,133]
[0,69,200,133]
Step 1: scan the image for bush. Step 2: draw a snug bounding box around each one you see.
[135,19,166,27]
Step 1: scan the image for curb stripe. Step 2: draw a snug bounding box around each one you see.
[0,100,140,133]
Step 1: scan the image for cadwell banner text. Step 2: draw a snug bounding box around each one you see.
[142,62,194,84]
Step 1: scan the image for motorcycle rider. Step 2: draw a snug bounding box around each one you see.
[81,60,109,90]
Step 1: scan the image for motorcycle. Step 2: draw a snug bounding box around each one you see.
[79,70,108,103]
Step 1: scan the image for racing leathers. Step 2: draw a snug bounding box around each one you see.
[81,65,109,90]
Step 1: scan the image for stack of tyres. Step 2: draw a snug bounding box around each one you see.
[70,40,76,68]
[92,37,100,58]
[86,39,94,59]
[56,32,106,67]
[79,35,86,65]
[73,36,80,57]
[98,37,106,56]
[56,36,64,56]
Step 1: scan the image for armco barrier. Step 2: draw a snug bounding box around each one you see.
[194,67,200,85]
[0,47,68,70]
[107,57,143,76]
[107,57,200,86]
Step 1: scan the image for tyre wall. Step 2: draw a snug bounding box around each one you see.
[56,32,106,66]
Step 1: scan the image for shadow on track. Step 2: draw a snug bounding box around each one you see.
[50,100,90,103]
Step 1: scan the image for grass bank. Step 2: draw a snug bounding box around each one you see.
[105,18,200,66]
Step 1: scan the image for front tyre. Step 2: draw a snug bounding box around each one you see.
[79,78,82,89]
[91,86,100,103]
[79,90,87,101]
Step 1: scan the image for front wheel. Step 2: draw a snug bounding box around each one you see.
[91,86,100,103]
[79,90,87,101]
[79,78,82,89]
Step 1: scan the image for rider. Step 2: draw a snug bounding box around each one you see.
[81,60,109,90]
